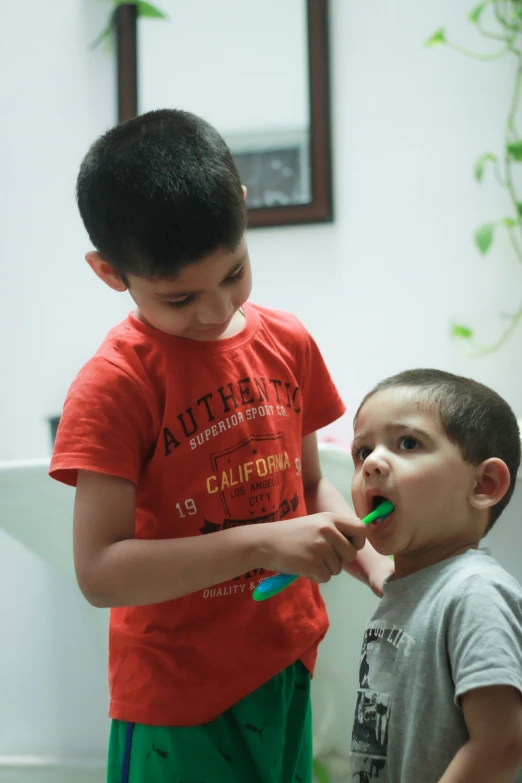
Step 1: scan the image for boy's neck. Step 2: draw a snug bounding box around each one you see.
[219,307,246,339]
[393,541,480,579]
[133,305,247,341]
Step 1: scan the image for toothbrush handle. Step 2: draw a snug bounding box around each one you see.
[252,572,299,601]
[253,527,363,601]
[252,502,394,602]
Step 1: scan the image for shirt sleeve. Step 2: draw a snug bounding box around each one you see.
[297,323,346,437]
[447,573,522,707]
[49,357,156,487]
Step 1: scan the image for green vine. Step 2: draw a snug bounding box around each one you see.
[91,0,167,50]
[427,1,522,355]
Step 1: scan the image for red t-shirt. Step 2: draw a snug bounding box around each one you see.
[50,303,346,725]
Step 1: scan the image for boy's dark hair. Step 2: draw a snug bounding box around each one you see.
[356,369,521,531]
[77,109,246,279]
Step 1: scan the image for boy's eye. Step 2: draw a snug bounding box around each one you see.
[165,266,244,308]
[223,265,245,285]
[167,295,194,309]
[353,446,372,462]
[398,436,419,451]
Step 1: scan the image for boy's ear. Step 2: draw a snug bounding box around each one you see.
[469,458,511,511]
[242,185,247,201]
[86,251,128,292]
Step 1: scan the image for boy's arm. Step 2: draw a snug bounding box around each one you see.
[73,469,366,607]
[301,433,394,597]
[437,685,522,783]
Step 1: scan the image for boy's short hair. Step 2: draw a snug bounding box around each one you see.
[356,369,521,531]
[77,109,246,279]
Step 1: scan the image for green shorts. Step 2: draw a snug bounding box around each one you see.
[107,661,312,783]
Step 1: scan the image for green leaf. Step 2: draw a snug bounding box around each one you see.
[507,140,522,161]
[469,2,488,23]
[426,28,446,47]
[91,1,167,49]
[312,758,332,783]
[90,17,113,50]
[451,324,474,339]
[112,0,167,17]
[137,1,167,18]
[474,152,497,182]
[504,216,517,226]
[474,223,494,253]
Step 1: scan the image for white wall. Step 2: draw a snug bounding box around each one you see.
[1,0,127,465]
[1,0,522,764]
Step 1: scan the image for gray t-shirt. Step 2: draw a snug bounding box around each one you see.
[350,549,522,782]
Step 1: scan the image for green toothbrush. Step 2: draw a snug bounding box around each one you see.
[252,500,394,601]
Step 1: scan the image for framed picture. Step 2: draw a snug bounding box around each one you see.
[229,129,310,210]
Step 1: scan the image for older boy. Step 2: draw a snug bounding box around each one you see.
[50,108,391,783]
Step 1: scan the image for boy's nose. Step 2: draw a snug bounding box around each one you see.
[198,294,233,325]
[363,448,390,479]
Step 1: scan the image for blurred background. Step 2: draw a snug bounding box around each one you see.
[1,1,522,780]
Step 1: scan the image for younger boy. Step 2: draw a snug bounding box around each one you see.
[349,368,522,783]
[50,108,392,783]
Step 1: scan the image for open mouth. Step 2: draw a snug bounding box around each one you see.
[371,495,387,511]
[366,494,394,526]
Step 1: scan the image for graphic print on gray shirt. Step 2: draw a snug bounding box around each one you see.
[350,549,522,783]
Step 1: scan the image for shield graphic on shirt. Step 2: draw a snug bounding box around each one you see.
[208,432,297,528]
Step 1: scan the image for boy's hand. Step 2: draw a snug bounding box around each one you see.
[256,513,366,584]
